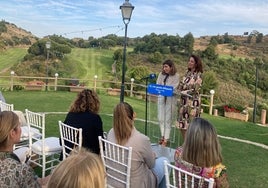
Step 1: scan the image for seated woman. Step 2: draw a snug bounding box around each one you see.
[47,148,105,188]
[60,89,104,160]
[174,117,229,188]
[107,102,169,188]
[0,111,41,187]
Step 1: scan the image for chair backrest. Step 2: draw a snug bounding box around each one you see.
[14,110,27,127]
[98,136,132,188]
[164,160,215,188]
[0,100,14,111]
[58,121,83,160]
[25,109,45,152]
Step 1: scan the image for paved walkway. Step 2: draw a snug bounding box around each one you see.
[218,135,268,150]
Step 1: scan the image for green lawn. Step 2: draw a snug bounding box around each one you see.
[0,48,27,73]
[3,90,268,187]
[63,48,114,80]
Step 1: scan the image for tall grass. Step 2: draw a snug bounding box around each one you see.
[3,90,268,187]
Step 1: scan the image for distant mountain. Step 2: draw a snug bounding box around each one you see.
[194,35,268,60]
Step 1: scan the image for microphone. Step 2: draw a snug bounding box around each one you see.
[141,73,157,80]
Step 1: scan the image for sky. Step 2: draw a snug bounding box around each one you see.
[1,0,268,39]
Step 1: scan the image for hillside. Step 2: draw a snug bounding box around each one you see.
[0,21,37,49]
[1,20,268,60]
[194,35,268,59]
[1,21,268,115]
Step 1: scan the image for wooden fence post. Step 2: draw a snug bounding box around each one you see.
[10,71,15,91]
[54,73,58,91]
[94,75,98,92]
[209,90,215,115]
[130,78,134,97]
[261,109,266,125]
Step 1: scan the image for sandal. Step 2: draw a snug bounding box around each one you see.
[158,136,164,145]
[161,139,169,147]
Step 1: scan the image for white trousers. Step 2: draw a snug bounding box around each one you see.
[157,96,176,139]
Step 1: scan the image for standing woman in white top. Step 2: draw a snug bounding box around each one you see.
[156,59,180,146]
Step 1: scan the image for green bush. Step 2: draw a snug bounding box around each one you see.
[13,85,24,91]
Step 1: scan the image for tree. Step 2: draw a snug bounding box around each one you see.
[148,52,163,64]
[27,39,71,59]
[0,20,7,33]
[256,33,263,43]
[201,70,219,95]
[113,49,123,79]
[113,49,123,62]
[128,66,150,81]
[201,45,218,60]
[182,32,194,55]
[247,35,253,44]
[21,37,31,45]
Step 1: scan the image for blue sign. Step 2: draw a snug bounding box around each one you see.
[147,84,173,96]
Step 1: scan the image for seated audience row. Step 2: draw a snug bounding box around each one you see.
[0,89,228,188]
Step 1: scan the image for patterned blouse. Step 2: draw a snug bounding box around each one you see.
[177,71,202,130]
[174,147,229,188]
[0,151,40,188]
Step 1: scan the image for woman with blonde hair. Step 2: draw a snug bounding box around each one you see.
[47,148,105,188]
[174,118,229,187]
[60,89,104,160]
[107,102,169,188]
[0,111,41,187]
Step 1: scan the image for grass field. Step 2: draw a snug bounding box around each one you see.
[0,47,27,74]
[3,90,268,188]
[63,48,114,80]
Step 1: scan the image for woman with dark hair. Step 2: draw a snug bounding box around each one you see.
[107,102,169,188]
[177,55,203,140]
[156,59,179,146]
[61,89,103,160]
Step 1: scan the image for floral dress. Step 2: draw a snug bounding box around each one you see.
[174,147,229,188]
[0,151,40,188]
[177,71,202,130]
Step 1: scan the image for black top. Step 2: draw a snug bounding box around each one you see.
[60,111,103,159]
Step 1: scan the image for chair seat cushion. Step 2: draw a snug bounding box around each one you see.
[20,126,40,140]
[13,147,30,163]
[32,137,62,154]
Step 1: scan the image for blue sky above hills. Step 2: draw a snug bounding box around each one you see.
[1,0,268,39]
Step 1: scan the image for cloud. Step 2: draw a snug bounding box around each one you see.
[1,0,268,38]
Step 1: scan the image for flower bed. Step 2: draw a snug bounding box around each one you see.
[223,105,248,122]
[25,81,45,91]
[70,86,85,92]
[107,88,121,96]
[224,112,249,122]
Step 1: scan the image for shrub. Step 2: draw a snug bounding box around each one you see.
[13,85,24,91]
[223,104,247,114]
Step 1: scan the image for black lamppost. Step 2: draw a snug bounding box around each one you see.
[253,65,258,123]
[45,40,51,91]
[119,0,134,102]
[253,58,263,123]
